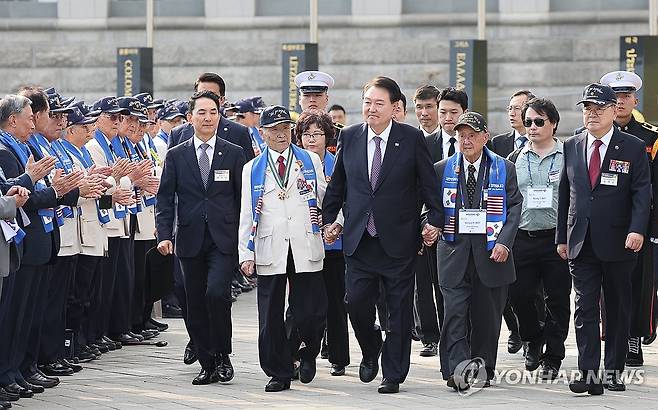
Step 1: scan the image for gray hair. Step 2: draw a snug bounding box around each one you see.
[0,94,32,125]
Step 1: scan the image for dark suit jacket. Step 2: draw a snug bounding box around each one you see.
[323,121,442,259]
[556,129,651,261]
[490,131,516,158]
[0,169,34,273]
[156,136,245,258]
[425,130,444,164]
[168,117,255,162]
[0,142,79,266]
[434,155,522,288]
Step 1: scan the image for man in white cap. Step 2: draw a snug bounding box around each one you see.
[600,70,658,368]
[295,71,335,112]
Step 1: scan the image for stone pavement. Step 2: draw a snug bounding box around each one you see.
[17,291,658,409]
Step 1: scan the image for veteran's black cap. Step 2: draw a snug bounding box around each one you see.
[90,96,130,116]
[576,83,617,106]
[260,105,294,128]
[67,107,97,127]
[455,112,487,133]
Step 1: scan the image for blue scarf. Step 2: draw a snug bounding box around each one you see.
[156,129,168,145]
[135,139,156,207]
[93,129,116,165]
[50,140,77,219]
[247,145,319,252]
[323,150,342,251]
[248,127,267,156]
[60,139,111,225]
[0,130,55,232]
[441,147,507,251]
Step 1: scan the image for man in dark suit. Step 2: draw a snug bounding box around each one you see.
[557,84,651,395]
[489,89,537,354]
[167,72,255,162]
[323,76,442,394]
[434,112,522,391]
[156,90,245,386]
[0,94,83,396]
[490,90,535,158]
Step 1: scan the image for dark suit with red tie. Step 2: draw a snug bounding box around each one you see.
[323,121,442,385]
[557,128,650,375]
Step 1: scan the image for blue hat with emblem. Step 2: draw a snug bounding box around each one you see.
[116,96,146,119]
[45,88,75,114]
[260,105,294,128]
[66,107,97,127]
[236,96,266,114]
[134,92,163,110]
[576,83,618,106]
[294,71,335,94]
[68,100,93,117]
[151,98,166,110]
[156,104,185,121]
[90,96,130,116]
[599,71,643,94]
[174,100,189,116]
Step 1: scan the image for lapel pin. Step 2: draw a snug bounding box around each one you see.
[223,127,228,131]
[615,145,619,150]
[218,151,223,156]
[394,142,400,147]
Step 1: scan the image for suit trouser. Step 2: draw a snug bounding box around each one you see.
[70,254,103,348]
[629,241,654,337]
[510,230,570,367]
[345,233,415,384]
[439,253,507,380]
[132,239,156,331]
[178,227,234,370]
[0,265,42,385]
[20,264,52,377]
[414,244,443,344]
[98,236,123,338]
[322,252,350,367]
[570,235,635,372]
[257,248,327,382]
[39,255,78,364]
[108,234,134,337]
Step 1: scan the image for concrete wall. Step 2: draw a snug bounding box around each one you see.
[0,3,653,135]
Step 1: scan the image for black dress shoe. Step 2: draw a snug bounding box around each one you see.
[569,376,604,395]
[91,342,109,354]
[59,359,82,373]
[0,387,19,402]
[146,318,169,332]
[95,338,115,351]
[128,331,145,342]
[40,362,74,376]
[508,332,523,354]
[447,375,470,392]
[17,380,43,394]
[25,372,59,388]
[192,369,219,385]
[419,342,438,357]
[298,358,316,384]
[539,362,560,380]
[76,346,99,362]
[162,303,183,318]
[215,354,234,383]
[0,400,10,409]
[330,364,345,376]
[183,342,197,365]
[112,334,140,345]
[265,378,290,392]
[378,379,399,394]
[141,329,159,340]
[359,332,383,383]
[103,336,122,350]
[524,340,543,371]
[605,373,626,391]
[88,345,103,356]
[3,383,33,399]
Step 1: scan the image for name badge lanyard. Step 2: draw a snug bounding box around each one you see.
[526,152,556,187]
[267,149,293,200]
[457,156,489,210]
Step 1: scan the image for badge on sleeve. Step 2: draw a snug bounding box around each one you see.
[214,169,230,182]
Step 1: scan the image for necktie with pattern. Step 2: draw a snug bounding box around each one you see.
[466,164,477,208]
[367,136,382,236]
[198,143,210,188]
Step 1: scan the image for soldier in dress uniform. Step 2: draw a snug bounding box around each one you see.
[600,70,658,366]
[294,71,336,148]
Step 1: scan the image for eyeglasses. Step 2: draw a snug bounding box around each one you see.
[102,113,123,122]
[523,118,547,127]
[582,105,613,115]
[301,132,325,139]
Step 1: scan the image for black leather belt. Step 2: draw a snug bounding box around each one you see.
[518,228,555,238]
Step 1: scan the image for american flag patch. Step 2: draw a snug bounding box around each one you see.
[443,216,456,234]
[487,195,504,215]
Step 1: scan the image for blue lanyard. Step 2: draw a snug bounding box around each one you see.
[526,150,557,187]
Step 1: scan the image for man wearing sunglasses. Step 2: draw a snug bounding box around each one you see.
[507,98,570,381]
[600,70,658,366]
[557,83,651,395]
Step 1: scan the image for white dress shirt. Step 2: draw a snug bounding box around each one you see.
[422,124,440,137]
[514,130,528,149]
[441,129,459,160]
[268,146,290,168]
[463,153,483,181]
[586,126,614,167]
[367,120,392,179]
[193,134,216,163]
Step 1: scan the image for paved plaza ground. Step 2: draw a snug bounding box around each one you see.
[16,291,658,409]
